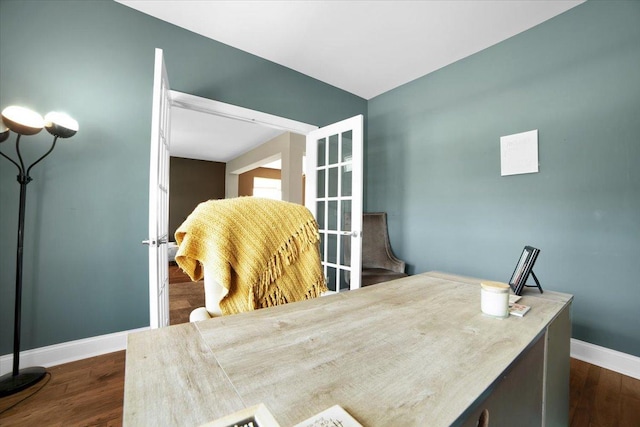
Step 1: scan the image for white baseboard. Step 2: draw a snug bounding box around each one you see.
[571,338,640,380]
[0,327,148,376]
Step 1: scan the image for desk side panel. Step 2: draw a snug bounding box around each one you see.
[456,332,545,427]
[544,303,572,427]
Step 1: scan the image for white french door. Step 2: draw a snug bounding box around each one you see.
[145,48,171,328]
[305,115,363,292]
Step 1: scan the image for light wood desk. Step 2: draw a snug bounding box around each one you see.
[123,272,572,426]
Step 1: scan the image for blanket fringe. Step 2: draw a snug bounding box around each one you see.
[261,274,327,308]
[255,218,321,300]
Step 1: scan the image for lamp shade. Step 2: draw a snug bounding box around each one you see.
[1,106,44,136]
[0,126,9,143]
[44,111,78,138]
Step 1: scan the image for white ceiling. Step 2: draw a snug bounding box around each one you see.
[169,106,287,163]
[116,0,585,163]
[118,0,583,100]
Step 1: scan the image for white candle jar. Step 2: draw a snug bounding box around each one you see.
[480,281,510,318]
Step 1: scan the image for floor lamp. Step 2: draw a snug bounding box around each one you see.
[0,105,78,397]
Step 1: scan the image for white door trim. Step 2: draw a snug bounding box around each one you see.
[170,91,318,135]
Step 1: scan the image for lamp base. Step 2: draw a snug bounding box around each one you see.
[0,366,47,397]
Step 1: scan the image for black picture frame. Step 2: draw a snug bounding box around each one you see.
[509,246,542,295]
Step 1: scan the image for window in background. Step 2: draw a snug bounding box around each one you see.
[253,177,281,200]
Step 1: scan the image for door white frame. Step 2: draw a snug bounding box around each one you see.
[170,91,317,135]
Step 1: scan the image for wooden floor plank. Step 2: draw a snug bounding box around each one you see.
[169,262,190,283]
[169,280,204,325]
[569,358,590,422]
[169,263,204,325]
[622,374,640,400]
[620,373,640,427]
[592,367,621,427]
[571,360,600,427]
[0,351,125,426]
[620,394,640,427]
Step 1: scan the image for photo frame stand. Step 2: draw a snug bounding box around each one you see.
[522,270,543,294]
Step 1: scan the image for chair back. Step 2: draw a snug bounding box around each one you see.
[362,212,405,273]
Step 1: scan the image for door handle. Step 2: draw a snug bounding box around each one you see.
[340,231,361,238]
[142,236,168,247]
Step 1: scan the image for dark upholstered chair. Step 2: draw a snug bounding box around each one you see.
[361,212,407,287]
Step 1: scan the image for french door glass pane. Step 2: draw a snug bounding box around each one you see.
[327,234,337,264]
[341,235,351,267]
[340,270,350,291]
[317,137,326,167]
[327,267,336,292]
[341,200,352,232]
[329,134,339,164]
[316,201,325,229]
[341,131,352,162]
[317,169,325,198]
[328,200,338,230]
[341,130,352,197]
[328,167,338,197]
[341,167,352,197]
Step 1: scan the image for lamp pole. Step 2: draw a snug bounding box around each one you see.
[0,136,56,394]
[14,168,29,378]
[0,106,76,397]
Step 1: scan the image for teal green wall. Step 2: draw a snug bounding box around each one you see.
[367,1,640,356]
[2,0,638,360]
[0,0,366,354]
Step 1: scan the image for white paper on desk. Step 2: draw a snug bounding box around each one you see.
[500,129,539,176]
[293,405,363,427]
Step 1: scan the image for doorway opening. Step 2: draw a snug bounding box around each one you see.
[164,91,317,325]
[148,50,363,328]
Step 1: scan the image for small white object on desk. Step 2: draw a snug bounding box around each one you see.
[509,302,532,317]
[480,281,510,318]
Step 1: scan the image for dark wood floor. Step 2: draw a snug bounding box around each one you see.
[1,266,639,426]
[569,358,640,426]
[168,263,204,325]
[169,262,192,284]
[0,351,126,426]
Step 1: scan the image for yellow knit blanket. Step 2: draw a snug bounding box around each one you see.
[174,197,327,315]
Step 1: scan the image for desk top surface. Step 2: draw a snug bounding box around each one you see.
[123,272,572,426]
